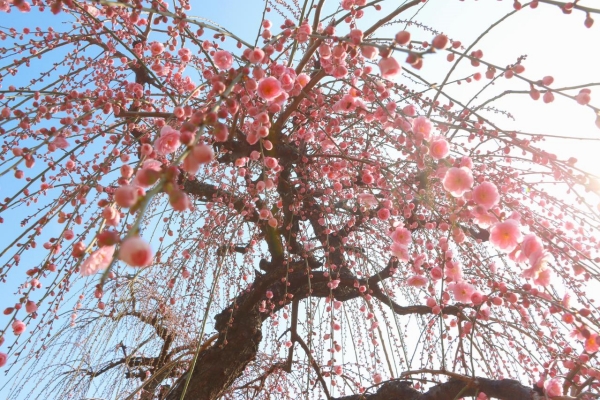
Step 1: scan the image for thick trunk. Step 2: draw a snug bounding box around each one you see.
[165,300,263,400]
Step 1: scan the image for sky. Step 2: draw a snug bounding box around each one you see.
[1,0,600,398]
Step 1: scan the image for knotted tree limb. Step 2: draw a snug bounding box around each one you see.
[334,377,537,400]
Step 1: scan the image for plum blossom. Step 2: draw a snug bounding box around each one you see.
[543,378,562,397]
[406,275,428,287]
[213,50,233,69]
[0,352,6,368]
[444,261,463,282]
[442,167,474,197]
[357,193,378,207]
[296,22,312,43]
[150,41,164,55]
[25,300,37,314]
[327,279,340,289]
[257,77,283,101]
[192,144,214,164]
[449,281,475,303]
[490,219,523,253]
[361,45,379,60]
[471,182,499,210]
[523,250,553,287]
[333,93,357,113]
[390,227,412,246]
[134,159,162,187]
[373,373,383,384]
[80,245,116,276]
[472,207,498,229]
[119,237,153,268]
[247,48,265,64]
[102,206,120,227]
[429,137,449,159]
[585,332,599,353]
[12,320,26,335]
[378,57,401,79]
[154,126,181,155]
[390,242,409,261]
[518,234,543,262]
[412,116,433,141]
[114,185,140,208]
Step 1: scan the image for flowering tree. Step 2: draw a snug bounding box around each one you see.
[1,0,600,399]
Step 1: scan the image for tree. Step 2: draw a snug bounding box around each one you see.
[0,0,599,398]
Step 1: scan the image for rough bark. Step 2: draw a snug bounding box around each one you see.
[335,378,536,400]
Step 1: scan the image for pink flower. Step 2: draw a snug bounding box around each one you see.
[169,190,190,212]
[412,116,433,141]
[114,185,140,208]
[192,144,214,164]
[155,126,181,155]
[134,159,162,187]
[429,137,449,159]
[119,237,153,268]
[247,48,265,64]
[25,300,37,314]
[333,93,357,113]
[444,262,463,282]
[102,206,121,227]
[12,320,26,335]
[471,291,484,305]
[373,373,383,384]
[449,281,475,303]
[213,50,233,70]
[442,167,474,197]
[357,193,377,207]
[523,250,553,286]
[377,208,390,220]
[430,267,443,280]
[460,156,473,169]
[490,219,523,253]
[361,45,379,60]
[390,242,409,261]
[406,275,428,287]
[533,267,552,287]
[327,279,340,289]
[80,245,116,276]
[349,29,363,44]
[472,208,498,229]
[395,31,411,45]
[178,48,191,61]
[472,182,500,210]
[390,227,412,246]
[182,155,200,174]
[519,234,543,261]
[264,157,279,169]
[0,352,6,368]
[378,57,401,79]
[297,73,310,87]
[150,41,164,55]
[296,22,312,43]
[52,135,69,149]
[257,77,283,101]
[585,332,599,353]
[543,378,562,397]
